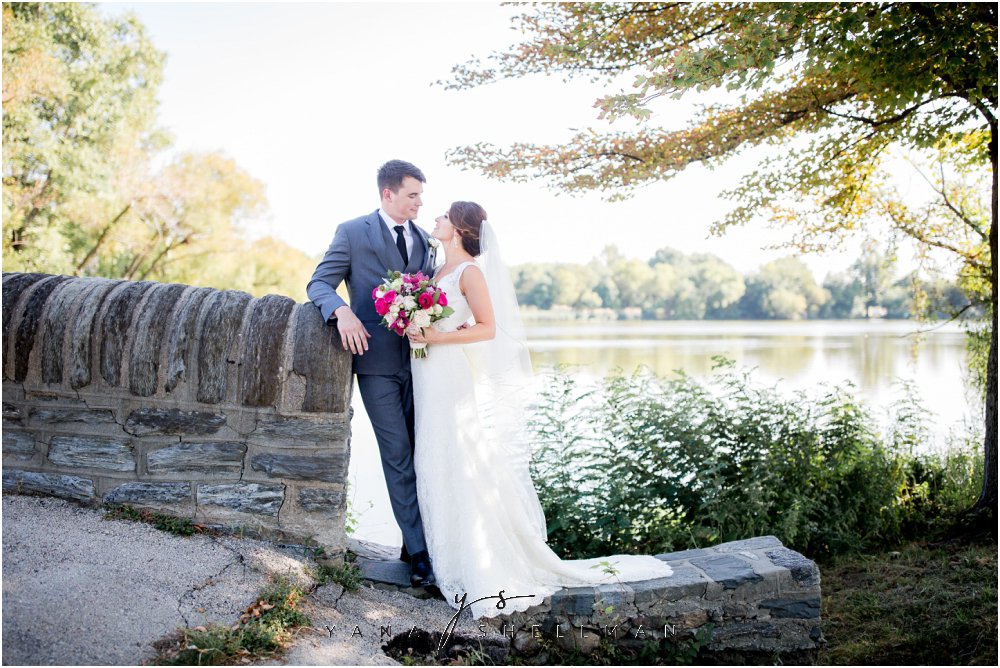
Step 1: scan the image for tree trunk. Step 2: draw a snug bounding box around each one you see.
[972,116,997,519]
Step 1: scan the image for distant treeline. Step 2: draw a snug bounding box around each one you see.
[512,245,969,320]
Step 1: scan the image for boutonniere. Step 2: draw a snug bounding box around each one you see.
[428,238,441,251]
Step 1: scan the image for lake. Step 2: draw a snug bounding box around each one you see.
[346,319,975,546]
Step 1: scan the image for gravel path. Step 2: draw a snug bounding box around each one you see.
[1,494,494,666]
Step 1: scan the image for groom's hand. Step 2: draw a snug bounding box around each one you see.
[334,305,370,355]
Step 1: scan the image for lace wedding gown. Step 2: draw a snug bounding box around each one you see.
[412,261,673,619]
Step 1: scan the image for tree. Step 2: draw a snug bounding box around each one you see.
[649,248,745,318]
[740,257,829,320]
[3,3,315,303]
[3,2,166,273]
[443,2,996,521]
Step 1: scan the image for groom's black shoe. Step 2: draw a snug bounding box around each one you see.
[399,544,411,564]
[409,550,435,588]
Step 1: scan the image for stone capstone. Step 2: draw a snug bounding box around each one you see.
[293,304,352,413]
[249,453,346,482]
[197,482,284,516]
[632,564,709,605]
[128,283,187,397]
[13,275,73,382]
[655,547,714,561]
[147,442,246,475]
[689,554,764,589]
[124,408,226,436]
[713,536,783,552]
[39,278,93,385]
[68,279,120,390]
[765,548,821,587]
[197,290,253,404]
[47,436,135,472]
[104,482,192,505]
[99,281,156,386]
[239,294,296,407]
[163,287,213,394]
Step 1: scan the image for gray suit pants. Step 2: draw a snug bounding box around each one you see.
[356,367,426,554]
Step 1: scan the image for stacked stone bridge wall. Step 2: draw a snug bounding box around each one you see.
[2,272,352,560]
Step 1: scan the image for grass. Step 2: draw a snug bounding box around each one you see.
[819,539,998,665]
[104,504,203,537]
[309,560,364,591]
[151,574,311,665]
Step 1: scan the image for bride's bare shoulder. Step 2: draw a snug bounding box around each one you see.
[458,262,486,295]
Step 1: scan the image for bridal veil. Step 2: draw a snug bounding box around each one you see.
[463,221,548,541]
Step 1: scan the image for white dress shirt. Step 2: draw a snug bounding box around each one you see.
[379,209,413,259]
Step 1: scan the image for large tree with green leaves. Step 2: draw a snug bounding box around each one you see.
[3,2,314,300]
[3,1,166,272]
[444,2,997,521]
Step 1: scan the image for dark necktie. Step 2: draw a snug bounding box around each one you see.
[394,225,408,265]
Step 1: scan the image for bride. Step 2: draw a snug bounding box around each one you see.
[407,201,673,619]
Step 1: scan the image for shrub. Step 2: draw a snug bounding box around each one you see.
[528,360,981,560]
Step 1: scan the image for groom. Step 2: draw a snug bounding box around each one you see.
[307,159,438,587]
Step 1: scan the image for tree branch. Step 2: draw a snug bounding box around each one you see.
[817,94,954,129]
[75,202,133,274]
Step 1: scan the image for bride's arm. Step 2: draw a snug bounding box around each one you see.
[409,266,495,345]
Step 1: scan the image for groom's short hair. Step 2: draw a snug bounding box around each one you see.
[377,160,426,195]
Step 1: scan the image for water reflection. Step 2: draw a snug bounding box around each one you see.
[526,320,968,412]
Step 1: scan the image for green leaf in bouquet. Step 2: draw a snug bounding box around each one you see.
[439,306,455,318]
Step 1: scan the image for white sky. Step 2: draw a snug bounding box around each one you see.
[99,1,934,280]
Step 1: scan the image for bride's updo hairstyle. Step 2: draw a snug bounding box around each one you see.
[449,201,487,257]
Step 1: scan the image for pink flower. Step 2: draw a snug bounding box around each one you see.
[374,298,389,316]
[417,293,433,309]
[437,291,448,307]
[372,287,380,299]
[383,289,396,303]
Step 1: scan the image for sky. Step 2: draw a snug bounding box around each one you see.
[98,1,929,280]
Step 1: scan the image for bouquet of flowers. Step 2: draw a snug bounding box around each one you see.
[373,270,454,358]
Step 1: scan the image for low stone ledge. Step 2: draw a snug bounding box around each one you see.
[352,535,822,662]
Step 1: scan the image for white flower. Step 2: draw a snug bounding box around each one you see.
[413,311,431,328]
[402,296,417,310]
[391,278,403,291]
[428,238,441,249]
[389,304,400,316]
[433,304,443,315]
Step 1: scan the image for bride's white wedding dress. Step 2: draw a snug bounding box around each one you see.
[412,260,673,619]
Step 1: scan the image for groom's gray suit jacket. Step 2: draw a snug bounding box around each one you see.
[306,209,437,555]
[307,210,437,375]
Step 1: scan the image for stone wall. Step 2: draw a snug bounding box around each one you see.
[2,272,353,560]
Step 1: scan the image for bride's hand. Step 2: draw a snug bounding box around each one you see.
[408,327,440,344]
